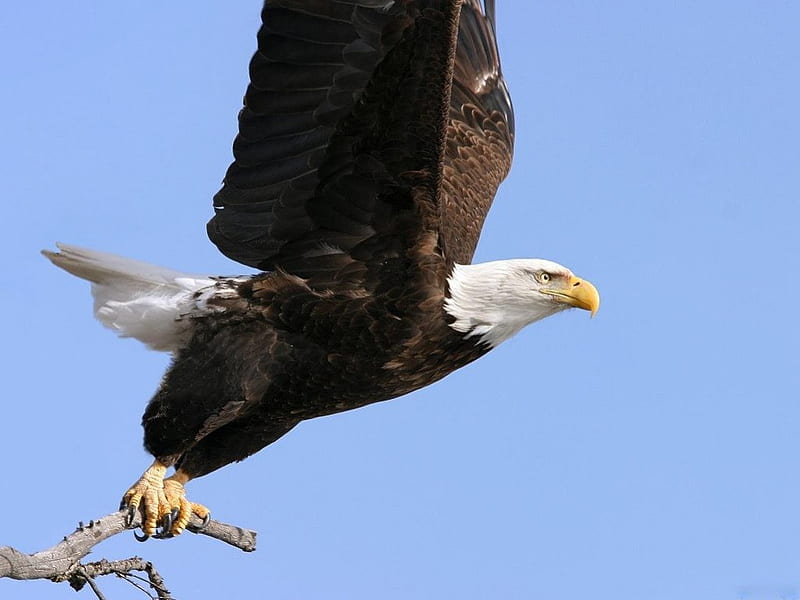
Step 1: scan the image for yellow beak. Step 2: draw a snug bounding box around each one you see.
[543,275,600,317]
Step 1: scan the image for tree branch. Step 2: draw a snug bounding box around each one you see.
[0,509,256,583]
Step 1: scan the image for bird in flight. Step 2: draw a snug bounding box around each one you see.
[44,0,599,539]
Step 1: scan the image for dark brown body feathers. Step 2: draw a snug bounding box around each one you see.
[145,269,488,478]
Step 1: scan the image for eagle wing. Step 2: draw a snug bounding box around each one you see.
[207,0,514,287]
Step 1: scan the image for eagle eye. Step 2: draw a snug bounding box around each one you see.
[537,272,551,283]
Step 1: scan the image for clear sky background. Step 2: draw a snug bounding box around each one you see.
[1,2,799,599]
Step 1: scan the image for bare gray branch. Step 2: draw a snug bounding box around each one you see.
[0,510,257,584]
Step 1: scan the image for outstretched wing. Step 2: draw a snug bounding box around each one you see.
[208,0,514,287]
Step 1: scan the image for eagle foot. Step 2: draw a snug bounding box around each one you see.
[121,461,170,538]
[120,461,210,538]
[161,476,211,535]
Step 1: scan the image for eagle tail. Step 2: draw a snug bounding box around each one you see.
[42,243,216,352]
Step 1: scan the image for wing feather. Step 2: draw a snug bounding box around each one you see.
[440,0,514,264]
[208,0,514,286]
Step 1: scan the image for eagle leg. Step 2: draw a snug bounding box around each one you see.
[161,470,211,535]
[121,460,171,537]
[121,461,211,537]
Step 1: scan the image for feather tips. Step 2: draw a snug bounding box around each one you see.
[42,244,243,352]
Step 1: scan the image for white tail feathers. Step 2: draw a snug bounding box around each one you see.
[43,243,218,352]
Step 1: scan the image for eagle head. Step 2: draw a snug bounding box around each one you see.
[444,258,600,347]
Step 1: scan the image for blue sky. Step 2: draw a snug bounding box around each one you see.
[2,2,799,599]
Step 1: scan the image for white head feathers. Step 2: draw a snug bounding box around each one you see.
[444,259,590,348]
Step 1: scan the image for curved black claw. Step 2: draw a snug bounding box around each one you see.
[163,510,174,533]
[134,529,149,542]
[197,512,212,531]
[155,511,174,539]
[124,505,137,528]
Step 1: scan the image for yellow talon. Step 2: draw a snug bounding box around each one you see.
[122,462,210,537]
[163,473,210,535]
[122,460,168,537]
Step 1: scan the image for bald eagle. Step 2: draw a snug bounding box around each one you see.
[44,0,599,538]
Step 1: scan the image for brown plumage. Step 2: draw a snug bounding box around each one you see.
[177,0,514,478]
[45,0,600,537]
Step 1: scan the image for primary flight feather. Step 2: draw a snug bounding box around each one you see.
[44,0,599,538]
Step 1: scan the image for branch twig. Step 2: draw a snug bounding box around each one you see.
[69,558,173,599]
[0,510,256,583]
